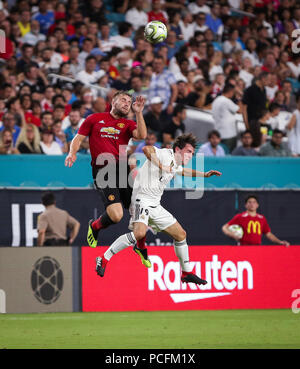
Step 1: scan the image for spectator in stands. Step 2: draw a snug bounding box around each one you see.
[232,130,258,156]
[20,63,48,94]
[286,95,300,157]
[111,64,131,91]
[125,0,148,31]
[16,43,38,73]
[212,83,240,153]
[184,75,213,109]
[161,103,186,145]
[222,194,290,246]
[148,55,178,114]
[143,96,170,136]
[281,80,297,113]
[238,57,254,88]
[110,22,134,49]
[265,73,279,102]
[64,110,88,153]
[0,112,21,146]
[40,127,63,155]
[205,2,223,38]
[267,102,281,130]
[148,0,168,24]
[17,9,31,37]
[76,55,106,85]
[128,75,149,102]
[52,120,68,154]
[135,130,161,153]
[222,29,242,56]
[249,109,272,149]
[197,130,225,157]
[259,129,291,157]
[16,124,42,154]
[0,128,20,155]
[242,71,269,130]
[69,46,83,78]
[188,0,211,15]
[40,111,54,130]
[80,0,107,26]
[21,19,46,46]
[32,0,55,35]
[179,11,195,42]
[37,191,80,246]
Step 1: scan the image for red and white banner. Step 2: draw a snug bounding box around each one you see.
[81,246,300,312]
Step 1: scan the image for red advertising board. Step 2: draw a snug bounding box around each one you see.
[81,246,300,312]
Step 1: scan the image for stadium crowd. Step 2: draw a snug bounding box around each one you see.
[0,0,300,157]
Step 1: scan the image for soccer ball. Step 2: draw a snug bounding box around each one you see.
[144,21,167,44]
[228,224,244,239]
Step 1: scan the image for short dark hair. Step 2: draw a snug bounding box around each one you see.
[222,83,235,94]
[208,130,221,139]
[245,194,259,204]
[241,130,253,138]
[173,133,197,152]
[269,102,280,112]
[272,128,284,136]
[41,192,55,206]
[173,104,186,116]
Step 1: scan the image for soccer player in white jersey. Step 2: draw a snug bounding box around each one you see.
[95,134,222,285]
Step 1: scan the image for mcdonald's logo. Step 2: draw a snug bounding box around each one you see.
[247,221,261,235]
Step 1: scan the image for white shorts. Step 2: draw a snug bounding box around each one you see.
[129,200,177,233]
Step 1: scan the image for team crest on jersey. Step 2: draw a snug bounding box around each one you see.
[117,123,125,129]
[108,194,115,201]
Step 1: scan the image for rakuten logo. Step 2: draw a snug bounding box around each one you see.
[148,255,253,303]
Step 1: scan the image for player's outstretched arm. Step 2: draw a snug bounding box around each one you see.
[182,168,222,177]
[142,145,172,172]
[65,133,86,167]
[132,96,147,140]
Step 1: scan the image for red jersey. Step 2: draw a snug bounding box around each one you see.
[78,112,136,167]
[228,211,271,245]
[148,11,168,24]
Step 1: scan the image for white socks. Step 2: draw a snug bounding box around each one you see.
[104,232,136,260]
[174,239,193,273]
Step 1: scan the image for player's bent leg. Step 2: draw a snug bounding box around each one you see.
[88,203,123,248]
[163,222,207,286]
[106,202,124,223]
[96,231,138,277]
[132,222,151,268]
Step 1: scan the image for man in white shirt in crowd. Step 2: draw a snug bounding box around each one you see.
[212,83,240,152]
[110,21,134,49]
[95,133,221,285]
[188,0,211,15]
[197,130,226,157]
[21,19,46,45]
[125,0,148,31]
[76,55,106,85]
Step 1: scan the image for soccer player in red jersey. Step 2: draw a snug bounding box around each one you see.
[222,195,290,246]
[65,91,148,253]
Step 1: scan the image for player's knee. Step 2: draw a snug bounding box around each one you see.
[174,229,187,242]
[133,229,146,241]
[109,209,123,223]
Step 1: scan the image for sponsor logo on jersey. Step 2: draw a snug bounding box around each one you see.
[100,127,120,134]
[98,120,105,124]
[247,220,261,234]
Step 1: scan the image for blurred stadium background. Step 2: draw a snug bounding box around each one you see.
[0,0,300,349]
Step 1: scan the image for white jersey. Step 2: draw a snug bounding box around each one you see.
[132,147,183,206]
